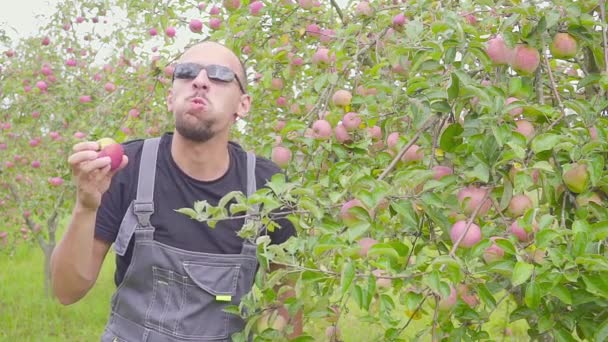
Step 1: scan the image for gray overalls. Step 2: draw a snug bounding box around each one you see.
[101,137,260,342]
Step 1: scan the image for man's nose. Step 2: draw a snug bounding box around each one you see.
[192,69,210,91]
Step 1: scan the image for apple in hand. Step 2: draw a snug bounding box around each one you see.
[97,137,124,171]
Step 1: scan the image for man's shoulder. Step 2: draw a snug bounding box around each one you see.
[121,133,171,156]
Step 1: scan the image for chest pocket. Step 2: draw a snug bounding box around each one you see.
[144,262,242,340]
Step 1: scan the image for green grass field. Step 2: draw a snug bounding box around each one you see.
[0,241,115,341]
[0,237,529,342]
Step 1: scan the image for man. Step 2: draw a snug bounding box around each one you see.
[50,41,299,341]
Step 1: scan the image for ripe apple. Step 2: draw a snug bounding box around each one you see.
[340,199,367,222]
[505,97,523,117]
[510,220,534,242]
[457,186,491,215]
[165,27,176,37]
[334,123,352,143]
[256,310,287,332]
[457,284,479,307]
[450,220,482,248]
[342,112,361,131]
[402,144,423,163]
[357,237,378,257]
[438,286,457,311]
[550,33,577,59]
[562,163,588,193]
[189,19,203,33]
[355,1,373,16]
[432,165,453,180]
[209,18,222,30]
[332,89,352,107]
[271,146,291,168]
[386,132,399,151]
[511,45,540,74]
[515,119,535,139]
[486,35,513,65]
[483,238,505,263]
[372,269,392,288]
[97,137,124,171]
[249,1,264,15]
[507,194,533,217]
[312,119,332,139]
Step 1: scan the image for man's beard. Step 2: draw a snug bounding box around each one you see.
[175,113,216,143]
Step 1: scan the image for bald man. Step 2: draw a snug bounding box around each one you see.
[51,41,298,341]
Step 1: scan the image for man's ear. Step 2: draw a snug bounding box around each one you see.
[235,93,251,120]
[166,89,174,112]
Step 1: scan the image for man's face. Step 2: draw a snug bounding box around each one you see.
[167,43,249,143]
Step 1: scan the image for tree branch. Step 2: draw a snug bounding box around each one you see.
[329,0,344,24]
[600,0,608,73]
[378,115,440,181]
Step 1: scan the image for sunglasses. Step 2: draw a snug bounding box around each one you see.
[172,62,246,94]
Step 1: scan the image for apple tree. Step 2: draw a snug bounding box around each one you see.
[1,0,608,341]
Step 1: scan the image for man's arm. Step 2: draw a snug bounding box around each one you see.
[50,205,112,305]
[50,141,127,305]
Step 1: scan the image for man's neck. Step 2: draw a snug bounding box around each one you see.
[170,131,231,182]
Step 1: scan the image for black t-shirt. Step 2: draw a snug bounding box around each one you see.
[95,133,296,287]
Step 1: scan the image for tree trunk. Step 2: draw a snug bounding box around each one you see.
[43,243,55,298]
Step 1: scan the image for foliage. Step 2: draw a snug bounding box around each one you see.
[1,0,608,340]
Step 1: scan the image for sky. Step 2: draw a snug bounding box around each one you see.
[0,0,352,42]
[0,0,56,40]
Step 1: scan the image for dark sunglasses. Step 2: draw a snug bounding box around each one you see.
[172,62,246,94]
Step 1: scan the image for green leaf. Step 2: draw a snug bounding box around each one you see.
[511,261,534,287]
[595,316,608,342]
[477,283,497,311]
[531,133,561,153]
[174,207,197,219]
[536,229,561,249]
[367,243,401,260]
[340,262,355,294]
[448,72,460,101]
[439,123,463,153]
[582,274,608,299]
[525,282,541,309]
[551,283,573,305]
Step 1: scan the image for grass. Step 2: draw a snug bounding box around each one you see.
[0,241,116,341]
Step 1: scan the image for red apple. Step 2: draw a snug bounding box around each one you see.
[332,90,352,107]
[402,144,423,163]
[507,194,533,217]
[357,237,378,257]
[562,163,588,193]
[165,27,176,37]
[97,137,124,171]
[457,186,491,215]
[515,119,535,139]
[486,35,513,65]
[312,119,332,139]
[271,146,291,168]
[189,19,203,33]
[450,220,482,248]
[249,1,264,15]
[432,165,453,180]
[550,33,577,59]
[209,18,222,30]
[511,45,540,74]
[334,123,352,143]
[438,286,457,311]
[505,97,523,117]
[342,112,361,131]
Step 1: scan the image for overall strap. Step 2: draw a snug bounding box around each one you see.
[241,151,261,256]
[113,137,161,255]
[134,137,161,228]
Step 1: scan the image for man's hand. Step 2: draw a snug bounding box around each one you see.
[68,141,128,211]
